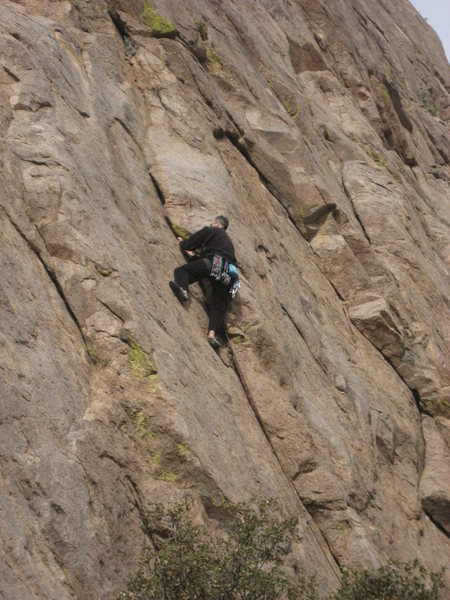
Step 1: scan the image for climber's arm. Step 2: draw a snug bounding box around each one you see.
[179,227,208,252]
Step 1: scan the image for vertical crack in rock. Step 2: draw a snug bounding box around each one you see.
[341,177,372,244]
[149,172,166,206]
[280,303,329,378]
[308,247,347,304]
[150,170,190,242]
[107,8,138,57]
[223,130,293,220]
[4,209,88,351]
[108,9,128,44]
[228,344,342,578]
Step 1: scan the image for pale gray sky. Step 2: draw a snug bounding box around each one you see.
[409,0,450,60]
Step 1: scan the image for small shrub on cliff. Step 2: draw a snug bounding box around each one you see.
[119,498,311,600]
[119,499,446,600]
[333,560,445,600]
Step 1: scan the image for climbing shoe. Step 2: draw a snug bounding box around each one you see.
[169,281,188,303]
[208,336,220,349]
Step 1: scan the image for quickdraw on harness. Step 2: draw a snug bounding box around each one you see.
[210,255,240,297]
[230,278,240,299]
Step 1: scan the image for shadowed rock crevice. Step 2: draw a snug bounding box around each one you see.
[108,8,129,44]
[4,210,88,352]
[149,172,166,206]
[342,175,372,245]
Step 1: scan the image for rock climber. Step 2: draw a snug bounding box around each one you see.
[169,215,238,349]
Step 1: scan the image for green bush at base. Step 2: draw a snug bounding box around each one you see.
[118,499,445,600]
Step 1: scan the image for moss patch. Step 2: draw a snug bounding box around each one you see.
[177,443,190,457]
[336,520,350,533]
[134,409,156,443]
[123,405,156,446]
[367,148,388,168]
[438,398,450,411]
[284,97,299,122]
[205,43,222,75]
[148,372,159,394]
[95,264,111,277]
[86,343,97,364]
[230,334,246,345]
[151,450,177,483]
[129,340,157,379]
[141,1,177,38]
[159,470,177,483]
[171,222,190,240]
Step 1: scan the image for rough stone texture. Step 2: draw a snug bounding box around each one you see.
[420,417,450,534]
[0,0,449,598]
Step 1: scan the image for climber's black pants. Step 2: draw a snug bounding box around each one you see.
[174,258,230,333]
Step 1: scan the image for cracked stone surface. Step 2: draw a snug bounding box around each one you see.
[0,0,449,598]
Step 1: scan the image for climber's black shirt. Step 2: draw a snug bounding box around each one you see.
[179,226,236,262]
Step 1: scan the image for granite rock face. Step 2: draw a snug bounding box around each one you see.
[0,0,449,598]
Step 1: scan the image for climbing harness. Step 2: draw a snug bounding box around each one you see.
[210,255,240,297]
[210,255,231,285]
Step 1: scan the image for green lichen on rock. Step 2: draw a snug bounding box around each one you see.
[141,0,177,38]
[438,398,450,411]
[129,340,157,378]
[367,148,388,168]
[284,97,299,122]
[86,343,97,364]
[159,470,177,483]
[148,372,159,394]
[95,264,111,277]
[336,520,350,533]
[230,334,246,345]
[135,412,154,442]
[177,443,190,457]
[171,223,190,240]
[228,325,248,346]
[151,450,177,483]
[205,43,222,75]
[133,409,156,443]
[122,404,156,445]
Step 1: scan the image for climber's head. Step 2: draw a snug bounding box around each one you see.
[212,215,229,230]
